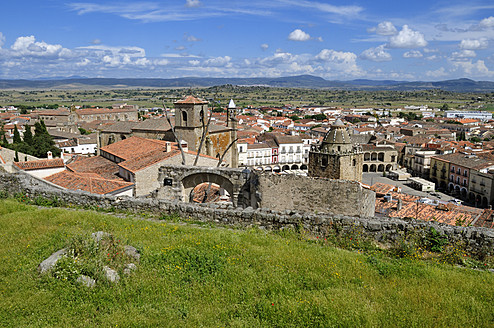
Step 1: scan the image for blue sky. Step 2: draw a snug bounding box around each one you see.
[1,0,494,81]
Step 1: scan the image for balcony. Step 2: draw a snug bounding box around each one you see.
[480,181,486,186]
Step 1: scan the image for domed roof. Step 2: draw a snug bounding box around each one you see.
[323,119,351,145]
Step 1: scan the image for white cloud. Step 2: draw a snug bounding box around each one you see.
[189,60,200,66]
[452,59,494,76]
[185,34,201,42]
[261,43,269,51]
[0,32,5,48]
[451,49,477,61]
[317,36,323,42]
[185,0,201,8]
[175,45,186,51]
[389,25,427,48]
[315,49,363,77]
[367,21,397,36]
[203,56,232,67]
[403,50,423,58]
[359,45,392,62]
[479,16,494,28]
[316,49,356,63]
[91,39,102,45]
[10,36,66,58]
[426,67,448,78]
[459,38,488,50]
[288,29,310,41]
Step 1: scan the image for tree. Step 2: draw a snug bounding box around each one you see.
[23,125,33,146]
[441,104,449,111]
[12,126,21,144]
[32,121,60,158]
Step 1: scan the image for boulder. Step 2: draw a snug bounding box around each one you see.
[91,231,111,243]
[124,263,137,275]
[103,266,120,283]
[124,245,141,263]
[38,248,67,274]
[76,275,96,288]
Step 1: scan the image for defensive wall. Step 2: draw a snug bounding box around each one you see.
[155,165,375,218]
[0,171,492,258]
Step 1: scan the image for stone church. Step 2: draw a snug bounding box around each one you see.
[308,119,363,182]
[173,96,238,168]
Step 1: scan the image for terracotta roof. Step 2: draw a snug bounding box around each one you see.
[45,170,133,195]
[432,153,494,169]
[76,108,136,115]
[66,156,121,180]
[100,136,169,161]
[14,158,64,171]
[99,121,139,133]
[174,96,208,105]
[132,118,172,132]
[118,149,181,173]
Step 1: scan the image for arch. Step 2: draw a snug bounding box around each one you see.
[363,164,369,172]
[378,152,385,161]
[255,167,264,171]
[460,188,467,199]
[468,192,475,202]
[482,197,488,208]
[120,134,127,140]
[448,183,455,191]
[371,152,377,161]
[273,165,281,173]
[364,152,370,161]
[190,182,231,203]
[291,164,299,170]
[476,194,482,206]
[385,164,392,171]
[378,164,384,172]
[181,172,234,204]
[439,181,446,190]
[300,164,308,170]
[265,166,273,172]
[370,164,376,172]
[182,111,188,126]
[282,165,290,172]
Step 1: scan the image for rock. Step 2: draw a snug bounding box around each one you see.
[124,263,137,275]
[38,248,67,274]
[124,245,141,263]
[76,275,96,288]
[91,231,110,243]
[103,266,120,283]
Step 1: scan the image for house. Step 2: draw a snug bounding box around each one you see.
[13,158,65,178]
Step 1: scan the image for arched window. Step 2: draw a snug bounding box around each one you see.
[182,111,188,126]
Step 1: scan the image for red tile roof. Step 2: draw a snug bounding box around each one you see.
[100,136,169,161]
[174,96,208,105]
[45,170,133,195]
[14,158,64,171]
[66,156,120,180]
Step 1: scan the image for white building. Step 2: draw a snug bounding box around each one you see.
[445,110,493,121]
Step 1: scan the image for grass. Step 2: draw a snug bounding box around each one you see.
[0,199,493,327]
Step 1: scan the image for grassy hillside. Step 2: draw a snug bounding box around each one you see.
[0,199,493,327]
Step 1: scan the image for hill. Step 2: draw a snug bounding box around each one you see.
[0,199,493,327]
[1,75,494,91]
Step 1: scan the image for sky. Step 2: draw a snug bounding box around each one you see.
[1,0,494,81]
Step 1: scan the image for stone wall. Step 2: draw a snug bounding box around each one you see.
[0,171,492,259]
[256,174,375,217]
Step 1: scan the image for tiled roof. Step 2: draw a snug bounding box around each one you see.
[14,158,64,171]
[76,108,136,115]
[174,96,208,104]
[132,118,172,132]
[361,144,397,151]
[100,136,169,161]
[432,153,494,169]
[45,170,133,195]
[66,156,121,180]
[370,183,398,195]
[118,149,180,173]
[100,121,139,133]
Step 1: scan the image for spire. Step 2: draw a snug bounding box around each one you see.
[228,99,236,109]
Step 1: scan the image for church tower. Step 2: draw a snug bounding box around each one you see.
[308,119,363,181]
[226,99,238,168]
[174,96,209,152]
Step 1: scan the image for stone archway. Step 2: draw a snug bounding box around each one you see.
[363,164,368,172]
[300,164,308,170]
[370,164,376,172]
[282,165,290,172]
[291,164,299,170]
[378,164,384,172]
[181,172,235,204]
[386,164,392,171]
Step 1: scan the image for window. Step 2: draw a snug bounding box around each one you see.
[353,159,356,166]
[182,111,188,126]
[164,178,173,186]
[322,156,328,167]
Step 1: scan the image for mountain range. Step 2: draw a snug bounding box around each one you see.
[0,75,493,92]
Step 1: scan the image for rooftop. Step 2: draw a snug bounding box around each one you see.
[45,170,133,195]
[14,158,64,171]
[100,136,169,161]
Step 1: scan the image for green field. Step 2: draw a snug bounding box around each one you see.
[0,199,493,327]
[1,87,493,110]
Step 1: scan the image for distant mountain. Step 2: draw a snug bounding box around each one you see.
[0,75,494,92]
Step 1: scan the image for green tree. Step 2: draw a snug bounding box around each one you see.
[14,150,19,162]
[12,126,21,144]
[23,125,33,146]
[32,121,60,158]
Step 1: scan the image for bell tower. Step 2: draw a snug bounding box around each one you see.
[174,96,209,152]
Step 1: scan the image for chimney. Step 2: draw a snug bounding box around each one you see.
[165,142,172,153]
[180,140,188,152]
[47,151,53,159]
[397,198,403,211]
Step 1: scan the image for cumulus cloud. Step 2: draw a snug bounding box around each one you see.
[10,35,68,58]
[451,50,477,61]
[388,25,427,48]
[185,34,201,42]
[203,56,232,67]
[367,21,397,36]
[479,16,494,29]
[426,67,448,78]
[403,50,423,58]
[288,29,310,41]
[452,59,494,77]
[459,38,488,50]
[359,45,392,62]
[315,49,363,76]
[185,0,201,8]
[260,43,269,51]
[0,32,5,48]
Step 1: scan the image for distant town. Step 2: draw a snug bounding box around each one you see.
[2,87,494,230]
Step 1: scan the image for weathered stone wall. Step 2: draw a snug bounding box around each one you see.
[0,171,492,259]
[256,174,375,217]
